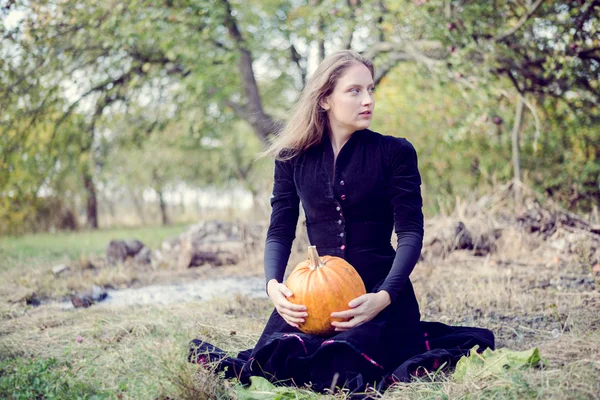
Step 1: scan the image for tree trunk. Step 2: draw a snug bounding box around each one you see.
[82,167,98,229]
[157,188,169,226]
[511,96,525,203]
[222,0,278,145]
[311,0,325,63]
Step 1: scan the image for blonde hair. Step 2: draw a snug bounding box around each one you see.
[259,50,374,160]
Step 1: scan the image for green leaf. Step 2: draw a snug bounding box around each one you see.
[453,345,542,381]
[236,376,320,400]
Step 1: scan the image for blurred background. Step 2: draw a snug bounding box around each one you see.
[1,3,599,398]
[1,0,598,235]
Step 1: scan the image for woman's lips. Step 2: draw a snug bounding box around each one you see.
[359,111,372,117]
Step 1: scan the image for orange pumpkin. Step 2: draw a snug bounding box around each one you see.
[285,245,366,335]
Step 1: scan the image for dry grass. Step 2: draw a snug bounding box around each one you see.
[1,204,599,399]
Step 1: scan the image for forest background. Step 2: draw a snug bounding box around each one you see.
[1,0,598,235]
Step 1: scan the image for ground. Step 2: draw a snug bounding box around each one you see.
[0,222,599,399]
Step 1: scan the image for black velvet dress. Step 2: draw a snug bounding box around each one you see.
[189,129,494,396]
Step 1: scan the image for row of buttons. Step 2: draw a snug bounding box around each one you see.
[336,191,345,250]
[337,179,346,250]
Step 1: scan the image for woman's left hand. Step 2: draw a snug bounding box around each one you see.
[330,291,391,332]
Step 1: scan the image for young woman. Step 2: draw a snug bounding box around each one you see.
[190,50,494,396]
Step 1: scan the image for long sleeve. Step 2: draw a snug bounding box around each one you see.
[378,138,424,302]
[264,158,300,288]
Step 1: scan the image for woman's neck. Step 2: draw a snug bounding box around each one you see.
[328,125,355,156]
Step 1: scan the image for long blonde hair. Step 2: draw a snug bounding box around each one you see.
[259,50,374,160]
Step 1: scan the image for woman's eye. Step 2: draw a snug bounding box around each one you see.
[368,87,375,93]
[350,88,359,93]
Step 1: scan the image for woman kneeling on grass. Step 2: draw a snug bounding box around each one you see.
[189,50,494,396]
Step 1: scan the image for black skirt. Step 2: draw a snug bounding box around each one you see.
[189,275,495,396]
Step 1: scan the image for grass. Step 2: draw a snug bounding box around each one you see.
[0,223,189,273]
[1,221,599,399]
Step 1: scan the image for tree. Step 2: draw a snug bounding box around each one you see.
[1,0,598,234]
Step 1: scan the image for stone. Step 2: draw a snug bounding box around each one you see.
[51,264,70,276]
[134,246,152,264]
[70,284,107,308]
[106,239,148,265]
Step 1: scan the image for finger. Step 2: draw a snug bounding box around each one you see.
[278,307,308,319]
[278,284,294,298]
[330,308,360,319]
[278,297,307,312]
[284,315,305,323]
[276,310,302,327]
[284,319,299,328]
[332,318,363,329]
[348,294,369,308]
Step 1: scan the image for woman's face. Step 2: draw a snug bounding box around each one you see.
[322,62,375,135]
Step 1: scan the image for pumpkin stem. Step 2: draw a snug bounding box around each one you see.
[308,246,325,270]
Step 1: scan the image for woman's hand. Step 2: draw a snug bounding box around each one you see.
[330,291,391,332]
[267,279,308,328]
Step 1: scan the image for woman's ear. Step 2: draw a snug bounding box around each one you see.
[319,98,330,111]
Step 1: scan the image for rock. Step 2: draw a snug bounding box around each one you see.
[51,264,70,276]
[123,240,144,255]
[70,285,108,308]
[134,246,152,264]
[25,292,41,307]
[177,238,245,269]
[70,294,93,308]
[163,220,267,269]
[106,239,148,265]
[106,241,128,265]
[422,219,500,259]
[423,220,473,259]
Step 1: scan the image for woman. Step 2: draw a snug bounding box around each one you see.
[190,50,494,396]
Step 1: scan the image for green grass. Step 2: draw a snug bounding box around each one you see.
[0,224,189,273]
[0,357,112,399]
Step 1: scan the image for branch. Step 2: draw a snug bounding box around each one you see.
[492,0,545,43]
[221,0,277,145]
[290,44,307,88]
[373,53,417,85]
[49,65,142,146]
[365,41,445,85]
[309,0,325,63]
[363,40,443,60]
[341,0,361,50]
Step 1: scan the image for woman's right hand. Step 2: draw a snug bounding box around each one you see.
[267,279,308,328]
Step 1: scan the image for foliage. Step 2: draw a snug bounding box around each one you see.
[1,0,598,233]
[236,376,321,400]
[453,345,542,381]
